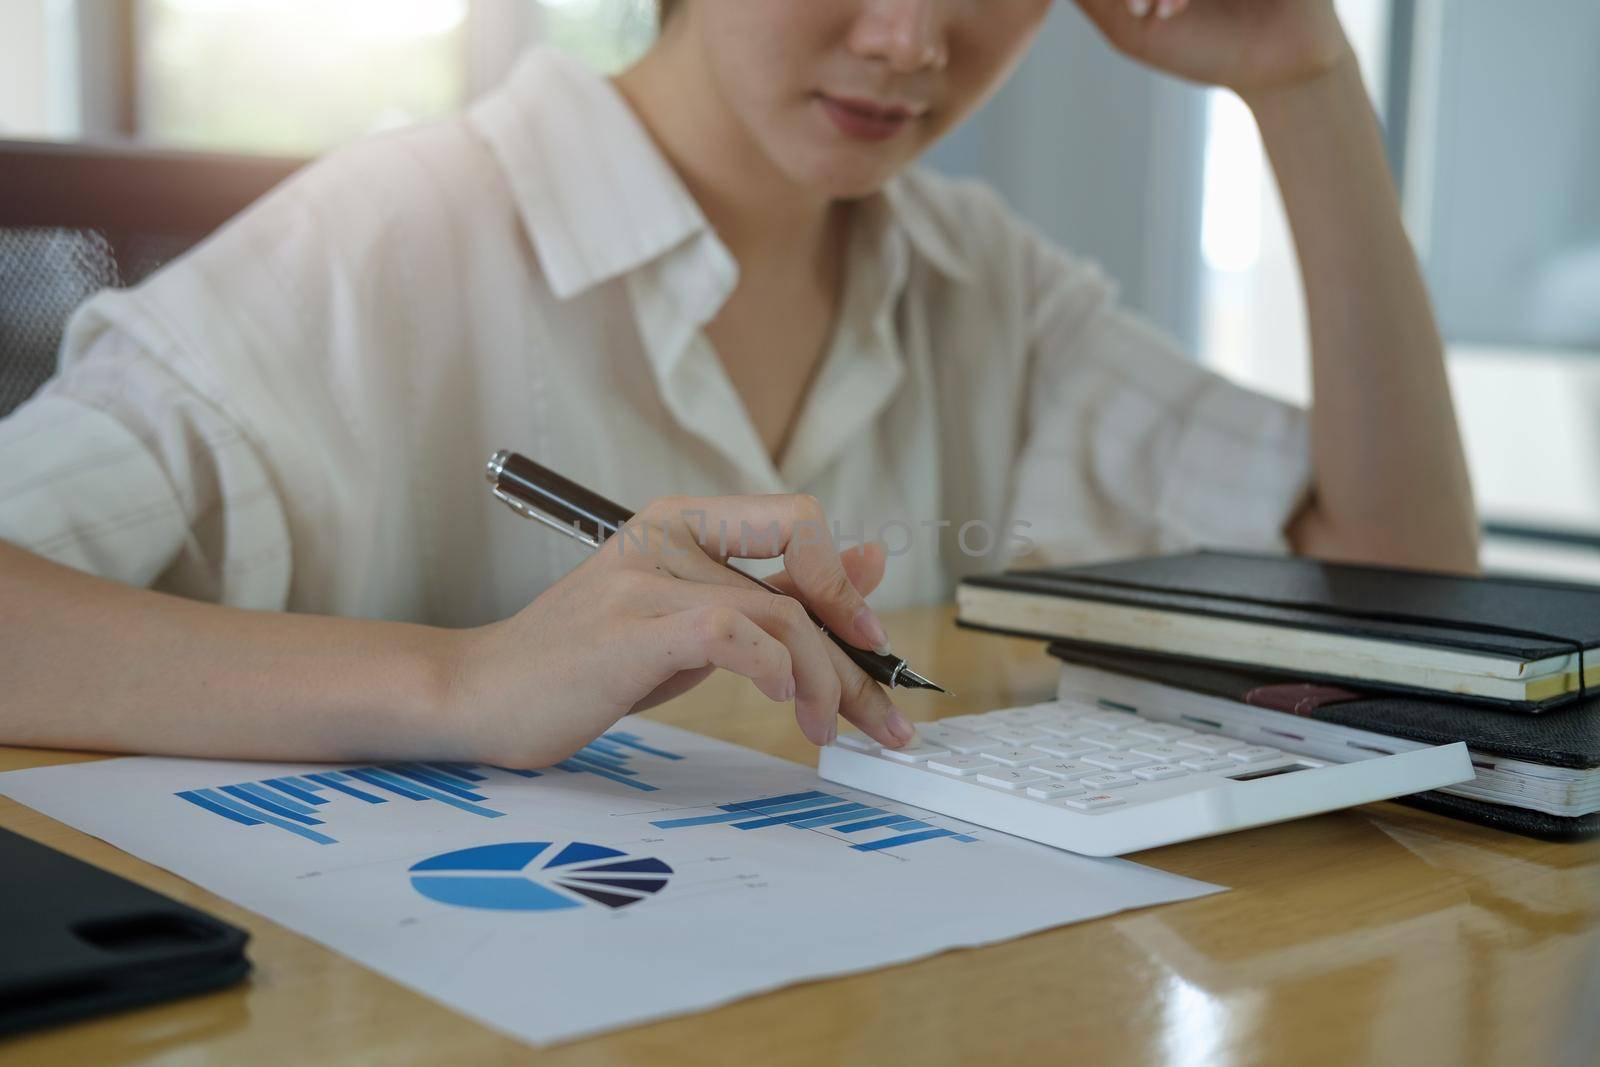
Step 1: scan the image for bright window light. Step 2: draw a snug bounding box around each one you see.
[1197,0,1394,405]
[1199,92,1263,275]
[138,0,471,153]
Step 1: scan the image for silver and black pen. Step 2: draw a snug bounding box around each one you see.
[485,450,948,694]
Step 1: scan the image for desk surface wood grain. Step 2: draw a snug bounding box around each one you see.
[3,606,1597,1066]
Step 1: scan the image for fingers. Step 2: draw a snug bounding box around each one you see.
[820,637,918,749]
[1074,0,1187,38]
[629,666,716,714]
[631,573,913,749]
[636,494,891,655]
[765,541,888,600]
[640,605,796,711]
[631,576,840,746]
[1130,0,1189,18]
[839,541,888,597]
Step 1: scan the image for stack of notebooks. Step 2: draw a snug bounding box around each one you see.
[957,551,1600,839]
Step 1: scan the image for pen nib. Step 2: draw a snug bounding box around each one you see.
[895,667,950,696]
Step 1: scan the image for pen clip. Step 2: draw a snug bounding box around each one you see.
[491,486,603,550]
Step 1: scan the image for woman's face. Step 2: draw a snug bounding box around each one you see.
[684,0,1054,198]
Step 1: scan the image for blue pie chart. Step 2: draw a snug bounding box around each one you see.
[408,841,673,911]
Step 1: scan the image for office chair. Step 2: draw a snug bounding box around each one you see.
[0,140,303,418]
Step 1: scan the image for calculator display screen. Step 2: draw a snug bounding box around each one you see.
[1228,763,1315,782]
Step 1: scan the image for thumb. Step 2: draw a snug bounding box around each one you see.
[765,541,888,598]
[838,540,888,596]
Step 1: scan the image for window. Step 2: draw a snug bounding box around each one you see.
[134,0,658,154]
[0,0,82,141]
[0,1,656,155]
[524,0,654,76]
[1196,0,1600,576]
[1196,0,1393,406]
[137,0,473,154]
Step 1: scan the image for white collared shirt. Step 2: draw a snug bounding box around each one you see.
[0,48,1309,622]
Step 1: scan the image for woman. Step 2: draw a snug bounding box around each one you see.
[0,0,1476,765]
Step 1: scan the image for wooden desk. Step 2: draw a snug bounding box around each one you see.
[3,606,1597,1065]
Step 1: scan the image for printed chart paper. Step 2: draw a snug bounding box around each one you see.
[0,721,1222,1046]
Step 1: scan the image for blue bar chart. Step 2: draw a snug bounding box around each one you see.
[650,790,977,854]
[550,731,683,790]
[175,731,684,845]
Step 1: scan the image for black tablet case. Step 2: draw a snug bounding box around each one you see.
[1047,640,1600,841]
[960,550,1600,711]
[0,827,251,1037]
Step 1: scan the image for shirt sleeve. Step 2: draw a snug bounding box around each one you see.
[1007,241,1311,564]
[0,321,291,608]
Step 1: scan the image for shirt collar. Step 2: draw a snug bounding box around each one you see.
[468,47,975,302]
[467,48,709,301]
[882,172,976,285]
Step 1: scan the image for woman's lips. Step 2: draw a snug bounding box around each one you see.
[817,94,923,142]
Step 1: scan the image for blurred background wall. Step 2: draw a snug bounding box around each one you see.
[2,0,1596,580]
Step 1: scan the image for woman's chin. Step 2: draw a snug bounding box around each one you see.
[790,155,910,202]
[763,110,924,201]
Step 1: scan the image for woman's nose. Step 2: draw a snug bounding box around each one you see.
[848,0,949,73]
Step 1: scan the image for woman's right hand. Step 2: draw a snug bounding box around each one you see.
[438,494,919,769]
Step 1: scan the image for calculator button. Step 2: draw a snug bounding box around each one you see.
[1035,721,1100,739]
[1030,760,1099,780]
[983,729,1048,746]
[1079,772,1138,790]
[1082,751,1153,772]
[917,727,997,754]
[834,732,879,753]
[933,714,984,726]
[1180,756,1238,773]
[1129,743,1190,762]
[1133,764,1188,781]
[1080,713,1140,730]
[1125,723,1195,742]
[979,747,1047,767]
[976,768,1050,791]
[1176,734,1239,755]
[1227,745,1282,764]
[880,742,950,764]
[1031,740,1099,759]
[928,755,999,776]
[1019,704,1065,717]
[1061,793,1125,812]
[1022,703,1073,716]
[1080,732,1138,749]
[1026,781,1087,800]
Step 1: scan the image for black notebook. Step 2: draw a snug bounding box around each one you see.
[1046,641,1600,841]
[957,550,1600,711]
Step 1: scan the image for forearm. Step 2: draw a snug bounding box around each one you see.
[0,541,458,759]
[1246,50,1478,572]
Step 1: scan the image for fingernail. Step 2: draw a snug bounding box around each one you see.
[1156,0,1177,18]
[781,675,796,702]
[853,608,892,656]
[886,707,917,746]
[826,719,838,746]
[1128,0,1151,16]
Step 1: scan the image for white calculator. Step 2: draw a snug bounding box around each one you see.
[818,698,1473,857]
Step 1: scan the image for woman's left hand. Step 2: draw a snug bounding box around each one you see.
[1071,0,1352,99]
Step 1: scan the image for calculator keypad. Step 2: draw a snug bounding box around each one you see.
[833,699,1319,818]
